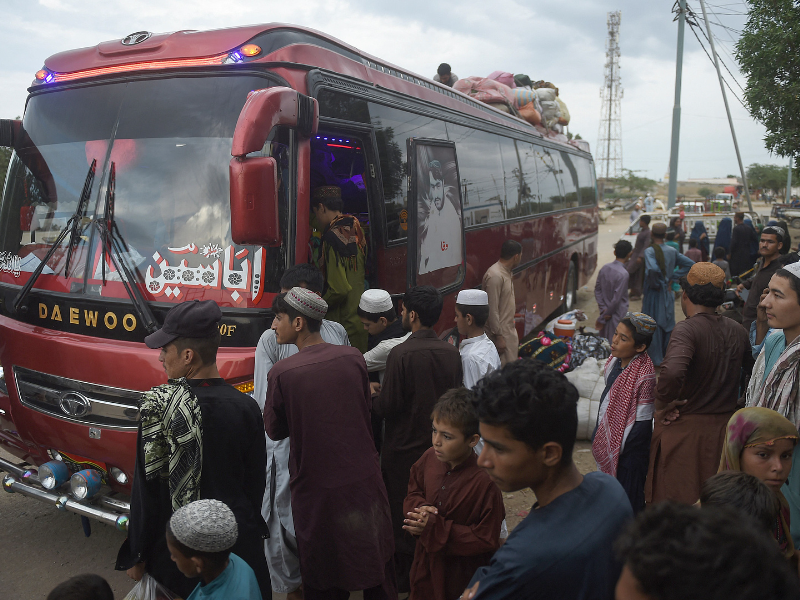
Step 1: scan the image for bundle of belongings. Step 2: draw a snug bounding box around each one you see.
[519,331,572,373]
[454,72,571,134]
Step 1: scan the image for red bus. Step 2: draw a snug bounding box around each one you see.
[0,24,597,526]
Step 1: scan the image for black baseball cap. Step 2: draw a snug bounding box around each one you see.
[144,300,222,349]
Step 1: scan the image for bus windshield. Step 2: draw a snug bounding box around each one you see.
[0,74,287,308]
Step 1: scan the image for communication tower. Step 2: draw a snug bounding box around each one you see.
[597,11,623,179]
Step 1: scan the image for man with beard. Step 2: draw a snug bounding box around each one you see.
[374,285,463,592]
[419,160,461,274]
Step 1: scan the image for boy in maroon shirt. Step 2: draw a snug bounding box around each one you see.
[403,388,505,600]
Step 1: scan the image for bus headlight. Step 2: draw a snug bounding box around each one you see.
[39,461,70,490]
[70,469,102,500]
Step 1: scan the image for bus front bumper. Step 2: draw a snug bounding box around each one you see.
[0,455,130,532]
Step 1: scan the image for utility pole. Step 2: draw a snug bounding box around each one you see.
[699,0,753,212]
[667,0,686,210]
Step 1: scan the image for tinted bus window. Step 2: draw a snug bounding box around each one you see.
[317,89,370,123]
[447,125,505,227]
[578,159,598,206]
[500,138,539,218]
[561,152,581,209]
[534,145,565,212]
[368,103,447,242]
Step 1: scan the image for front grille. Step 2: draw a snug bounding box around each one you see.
[14,366,141,430]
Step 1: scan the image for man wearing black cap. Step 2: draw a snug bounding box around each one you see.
[117,300,271,599]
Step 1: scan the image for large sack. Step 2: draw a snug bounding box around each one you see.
[514,73,533,88]
[539,99,562,128]
[556,97,571,125]
[487,70,516,88]
[518,102,541,125]
[453,76,515,109]
[512,87,536,109]
[536,87,557,102]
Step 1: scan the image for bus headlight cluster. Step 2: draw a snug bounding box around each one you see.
[70,469,102,500]
[110,467,128,485]
[38,460,70,490]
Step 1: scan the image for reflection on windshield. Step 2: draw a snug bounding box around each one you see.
[0,75,287,308]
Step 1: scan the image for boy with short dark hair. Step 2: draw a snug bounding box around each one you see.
[165,499,261,600]
[47,575,113,600]
[462,360,632,600]
[403,388,504,600]
[700,471,779,535]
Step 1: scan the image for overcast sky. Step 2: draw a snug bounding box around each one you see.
[0,0,784,180]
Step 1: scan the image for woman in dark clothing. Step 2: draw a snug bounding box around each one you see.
[690,221,710,262]
[670,216,686,253]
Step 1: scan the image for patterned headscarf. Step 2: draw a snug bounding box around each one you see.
[140,378,203,511]
[719,407,798,558]
[624,312,657,336]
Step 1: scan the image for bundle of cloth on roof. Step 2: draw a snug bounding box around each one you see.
[453,76,516,110]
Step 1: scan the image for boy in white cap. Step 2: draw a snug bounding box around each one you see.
[456,289,501,389]
[264,288,396,598]
[166,499,261,600]
[358,289,411,386]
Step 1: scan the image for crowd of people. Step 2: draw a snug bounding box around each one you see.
[47,189,800,600]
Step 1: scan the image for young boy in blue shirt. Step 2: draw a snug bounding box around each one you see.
[166,499,262,600]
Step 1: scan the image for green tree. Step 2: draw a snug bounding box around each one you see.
[614,169,656,194]
[736,0,800,159]
[697,187,713,198]
[746,162,789,195]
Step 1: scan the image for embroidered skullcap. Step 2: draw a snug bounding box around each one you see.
[169,499,237,553]
[456,289,489,306]
[763,225,786,242]
[783,259,800,281]
[651,222,667,236]
[284,286,327,320]
[686,262,726,289]
[624,312,657,336]
[312,185,342,200]
[359,289,394,313]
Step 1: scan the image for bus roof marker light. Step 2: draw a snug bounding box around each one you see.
[240,44,261,57]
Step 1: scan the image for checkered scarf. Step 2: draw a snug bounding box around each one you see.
[592,353,655,476]
[140,378,203,510]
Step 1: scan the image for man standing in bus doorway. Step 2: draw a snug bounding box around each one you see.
[311,185,368,352]
[374,285,463,593]
[627,215,652,301]
[642,223,694,366]
[253,264,350,600]
[483,240,522,365]
[419,160,462,274]
[117,300,271,599]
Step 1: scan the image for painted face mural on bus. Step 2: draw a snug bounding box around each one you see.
[417,144,463,277]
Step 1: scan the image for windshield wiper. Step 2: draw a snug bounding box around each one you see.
[13,160,96,315]
[95,163,158,334]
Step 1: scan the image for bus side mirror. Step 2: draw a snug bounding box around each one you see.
[229,156,281,247]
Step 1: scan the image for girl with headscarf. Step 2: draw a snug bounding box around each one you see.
[592,312,656,513]
[719,407,798,557]
[747,260,800,547]
[713,217,732,257]
[690,221,710,262]
[669,216,685,253]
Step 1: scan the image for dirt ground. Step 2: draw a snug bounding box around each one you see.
[0,201,779,599]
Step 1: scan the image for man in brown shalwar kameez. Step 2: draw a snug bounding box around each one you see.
[374,285,463,593]
[646,263,752,506]
[264,287,396,599]
[483,240,522,365]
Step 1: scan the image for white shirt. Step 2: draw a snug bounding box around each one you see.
[363,332,411,383]
[419,199,462,274]
[459,332,501,389]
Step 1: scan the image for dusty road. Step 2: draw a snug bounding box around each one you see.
[0,205,775,599]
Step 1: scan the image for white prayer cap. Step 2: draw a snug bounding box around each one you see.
[783,260,800,280]
[456,289,489,306]
[170,499,238,553]
[359,289,393,313]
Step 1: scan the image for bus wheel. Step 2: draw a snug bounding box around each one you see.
[563,261,578,312]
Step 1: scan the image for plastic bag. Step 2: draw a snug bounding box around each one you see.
[517,102,541,125]
[123,574,181,600]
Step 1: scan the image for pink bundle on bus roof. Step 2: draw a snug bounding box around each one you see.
[453,76,515,109]
[487,71,516,88]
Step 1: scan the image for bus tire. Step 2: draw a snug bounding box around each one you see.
[563,260,578,312]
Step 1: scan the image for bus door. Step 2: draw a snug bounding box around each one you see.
[406,138,466,292]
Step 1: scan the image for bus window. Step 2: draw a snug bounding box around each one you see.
[317,89,370,124]
[534,145,566,212]
[500,138,539,218]
[446,125,505,227]
[560,152,581,209]
[368,103,447,243]
[410,139,465,290]
[578,159,598,206]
